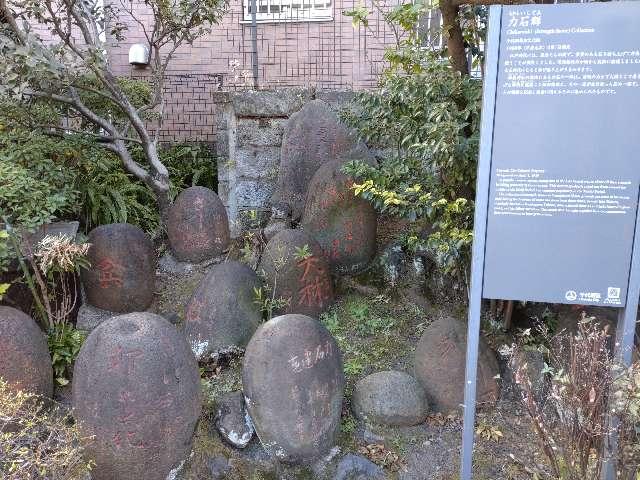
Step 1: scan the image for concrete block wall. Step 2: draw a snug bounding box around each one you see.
[215,89,354,235]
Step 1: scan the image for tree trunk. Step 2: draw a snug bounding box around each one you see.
[440,0,469,76]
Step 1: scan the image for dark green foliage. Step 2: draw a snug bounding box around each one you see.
[47,323,86,386]
[0,98,217,236]
[340,3,483,278]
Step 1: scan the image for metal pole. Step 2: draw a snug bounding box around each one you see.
[250,0,259,89]
[460,6,502,480]
[601,185,640,480]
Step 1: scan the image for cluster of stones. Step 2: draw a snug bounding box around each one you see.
[0,98,509,479]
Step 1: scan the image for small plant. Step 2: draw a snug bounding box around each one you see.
[343,358,364,376]
[0,378,93,479]
[293,244,312,261]
[253,285,290,322]
[47,323,86,386]
[475,418,503,442]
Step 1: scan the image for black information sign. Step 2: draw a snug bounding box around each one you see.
[483,2,640,306]
[461,4,640,480]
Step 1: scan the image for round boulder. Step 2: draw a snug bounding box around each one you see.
[167,186,230,263]
[352,371,428,426]
[0,306,53,397]
[184,261,263,360]
[272,99,372,221]
[258,229,334,319]
[302,161,377,275]
[414,316,500,413]
[72,312,201,480]
[81,223,155,312]
[243,314,345,463]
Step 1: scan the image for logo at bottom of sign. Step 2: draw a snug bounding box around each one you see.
[564,287,622,305]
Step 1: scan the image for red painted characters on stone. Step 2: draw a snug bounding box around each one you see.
[97,257,125,289]
[296,255,332,308]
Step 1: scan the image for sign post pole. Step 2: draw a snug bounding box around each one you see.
[460,6,502,480]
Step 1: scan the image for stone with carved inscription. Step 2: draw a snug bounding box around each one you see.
[243,314,345,464]
[81,223,155,313]
[72,312,201,480]
[271,99,373,221]
[302,160,377,275]
[184,261,263,360]
[414,316,500,413]
[0,306,53,397]
[167,186,231,263]
[352,370,428,427]
[258,229,334,319]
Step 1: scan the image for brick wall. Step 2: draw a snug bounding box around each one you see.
[109,0,397,89]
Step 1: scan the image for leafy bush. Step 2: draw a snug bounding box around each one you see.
[341,4,482,282]
[0,100,217,235]
[0,378,93,479]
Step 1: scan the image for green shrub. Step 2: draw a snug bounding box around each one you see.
[341,3,482,282]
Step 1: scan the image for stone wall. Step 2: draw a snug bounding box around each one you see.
[215,89,355,236]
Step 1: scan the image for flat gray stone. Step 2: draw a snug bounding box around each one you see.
[335,454,386,480]
[352,371,428,427]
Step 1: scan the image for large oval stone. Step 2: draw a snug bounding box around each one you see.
[258,229,334,319]
[0,306,53,397]
[167,186,230,263]
[72,312,201,480]
[414,317,500,413]
[352,371,428,427]
[243,314,344,463]
[272,99,372,221]
[184,261,262,360]
[302,161,377,275]
[81,223,155,313]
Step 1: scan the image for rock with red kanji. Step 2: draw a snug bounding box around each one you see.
[81,223,155,313]
[257,229,334,319]
[0,306,53,397]
[72,312,201,480]
[301,160,377,275]
[243,314,344,464]
[271,99,373,221]
[167,186,230,263]
[183,261,263,360]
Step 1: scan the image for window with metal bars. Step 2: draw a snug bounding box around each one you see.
[241,0,333,23]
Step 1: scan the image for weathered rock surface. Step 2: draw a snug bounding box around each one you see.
[76,303,115,332]
[272,99,372,220]
[215,391,255,449]
[414,317,500,413]
[258,229,334,318]
[81,223,155,312]
[167,186,230,263]
[243,314,345,464]
[72,312,201,480]
[184,261,262,360]
[335,454,386,480]
[352,371,428,427]
[302,160,377,275]
[0,306,53,397]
